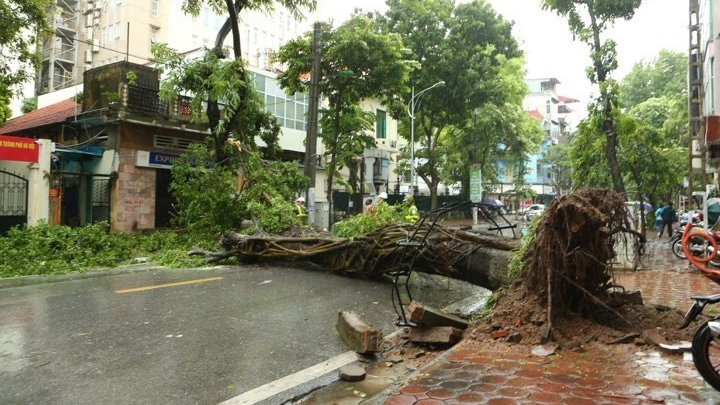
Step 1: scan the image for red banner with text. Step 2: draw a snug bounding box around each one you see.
[0,135,39,163]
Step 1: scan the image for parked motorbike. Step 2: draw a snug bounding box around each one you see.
[680,221,720,391]
[680,292,720,391]
[670,218,720,267]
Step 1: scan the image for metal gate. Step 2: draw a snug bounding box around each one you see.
[0,170,28,235]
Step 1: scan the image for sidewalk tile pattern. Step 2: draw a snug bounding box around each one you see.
[383,235,720,404]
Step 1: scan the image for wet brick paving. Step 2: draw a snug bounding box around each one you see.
[382,235,720,404]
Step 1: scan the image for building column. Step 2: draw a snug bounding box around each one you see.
[27,139,51,226]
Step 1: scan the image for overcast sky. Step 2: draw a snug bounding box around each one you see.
[314,0,689,118]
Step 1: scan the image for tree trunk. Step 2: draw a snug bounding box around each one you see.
[211,225,516,291]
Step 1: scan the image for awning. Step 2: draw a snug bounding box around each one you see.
[54,145,104,156]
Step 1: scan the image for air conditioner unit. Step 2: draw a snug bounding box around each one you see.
[84,4,93,13]
[85,28,93,40]
[390,140,397,148]
[85,14,93,27]
[85,49,93,63]
[87,0,94,3]
[92,39,99,52]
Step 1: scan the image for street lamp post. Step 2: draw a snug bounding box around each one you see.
[407,81,445,192]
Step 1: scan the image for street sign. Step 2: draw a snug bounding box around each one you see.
[469,169,482,202]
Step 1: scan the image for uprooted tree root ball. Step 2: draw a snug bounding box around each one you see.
[482,188,701,345]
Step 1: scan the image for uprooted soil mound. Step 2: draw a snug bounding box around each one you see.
[478,189,702,346]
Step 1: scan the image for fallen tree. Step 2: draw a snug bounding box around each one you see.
[193,223,518,291]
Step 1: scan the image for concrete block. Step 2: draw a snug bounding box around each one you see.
[408,301,469,329]
[405,326,463,345]
[336,311,383,354]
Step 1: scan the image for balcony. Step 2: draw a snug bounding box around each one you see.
[116,84,193,123]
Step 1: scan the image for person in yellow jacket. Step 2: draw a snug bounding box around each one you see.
[402,194,419,223]
[294,196,308,224]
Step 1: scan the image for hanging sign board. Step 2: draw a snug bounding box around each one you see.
[0,135,39,163]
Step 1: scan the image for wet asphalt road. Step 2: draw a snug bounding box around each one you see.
[0,263,481,405]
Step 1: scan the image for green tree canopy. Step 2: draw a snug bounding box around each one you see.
[543,0,643,193]
[0,0,51,122]
[570,48,688,204]
[619,49,687,109]
[276,15,414,225]
[377,0,525,208]
[154,0,316,164]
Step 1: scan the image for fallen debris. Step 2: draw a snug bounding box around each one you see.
[403,326,463,345]
[408,301,469,329]
[338,364,366,382]
[335,311,383,354]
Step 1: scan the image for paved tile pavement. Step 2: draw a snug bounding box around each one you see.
[380,234,720,404]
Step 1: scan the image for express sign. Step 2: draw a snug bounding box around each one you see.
[0,135,39,163]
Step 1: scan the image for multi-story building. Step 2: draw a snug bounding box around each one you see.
[0,2,402,232]
[491,78,578,209]
[37,0,311,99]
[691,0,720,185]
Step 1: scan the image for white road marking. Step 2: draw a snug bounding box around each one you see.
[218,351,358,405]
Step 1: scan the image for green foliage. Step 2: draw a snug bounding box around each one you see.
[471,291,498,322]
[170,143,307,237]
[619,49,687,109]
[277,14,413,211]
[0,222,207,278]
[570,48,688,200]
[246,197,298,234]
[331,203,401,239]
[20,96,37,113]
[0,91,11,124]
[0,0,52,104]
[544,0,644,194]
[377,0,524,207]
[507,216,539,279]
[170,143,245,237]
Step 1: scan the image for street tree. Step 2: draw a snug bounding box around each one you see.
[543,0,644,194]
[378,0,524,209]
[567,46,689,199]
[442,54,543,201]
[0,0,51,122]
[276,15,414,225]
[153,0,316,165]
[619,49,687,109]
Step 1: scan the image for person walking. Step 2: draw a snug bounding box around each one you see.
[659,201,676,238]
[654,205,665,236]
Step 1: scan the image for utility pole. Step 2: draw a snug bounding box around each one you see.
[304,22,321,227]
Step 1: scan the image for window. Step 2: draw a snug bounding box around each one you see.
[114,23,120,41]
[376,109,387,139]
[150,27,159,45]
[545,100,551,114]
[151,0,159,16]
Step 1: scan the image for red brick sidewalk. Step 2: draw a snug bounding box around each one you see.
[381,235,720,405]
[615,235,720,310]
[384,340,717,404]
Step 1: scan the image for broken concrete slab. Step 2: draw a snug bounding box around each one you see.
[404,326,463,345]
[408,301,469,329]
[643,329,668,347]
[336,311,383,354]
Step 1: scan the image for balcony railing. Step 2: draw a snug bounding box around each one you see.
[119,83,193,122]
